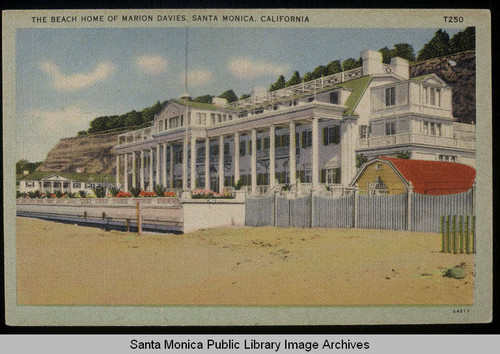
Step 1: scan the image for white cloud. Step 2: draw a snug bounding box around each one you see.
[135,55,169,74]
[40,61,116,91]
[228,57,290,79]
[180,69,214,87]
[19,105,101,161]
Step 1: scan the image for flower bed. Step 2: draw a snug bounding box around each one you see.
[191,189,234,199]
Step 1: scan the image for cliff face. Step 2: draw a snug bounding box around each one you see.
[410,50,475,124]
[36,130,130,174]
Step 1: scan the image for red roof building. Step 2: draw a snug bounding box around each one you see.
[352,157,476,195]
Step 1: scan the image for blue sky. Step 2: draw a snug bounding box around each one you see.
[15,27,461,161]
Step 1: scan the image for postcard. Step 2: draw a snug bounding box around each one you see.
[3,8,492,325]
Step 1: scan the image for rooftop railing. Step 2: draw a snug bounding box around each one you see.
[225,67,363,110]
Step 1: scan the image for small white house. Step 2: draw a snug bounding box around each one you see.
[19,171,115,195]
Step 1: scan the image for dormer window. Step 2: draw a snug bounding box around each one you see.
[385,87,396,106]
[424,86,441,107]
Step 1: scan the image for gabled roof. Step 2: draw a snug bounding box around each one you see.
[379,157,475,195]
[409,73,447,86]
[21,171,114,183]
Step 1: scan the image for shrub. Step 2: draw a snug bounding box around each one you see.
[164,191,177,197]
[108,186,120,197]
[282,184,291,192]
[78,190,87,198]
[54,190,65,198]
[153,184,167,196]
[129,186,141,197]
[443,267,466,279]
[92,186,107,198]
[234,179,243,190]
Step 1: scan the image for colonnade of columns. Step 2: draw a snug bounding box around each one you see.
[116,118,322,194]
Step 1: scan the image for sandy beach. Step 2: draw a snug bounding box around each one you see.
[16,217,474,306]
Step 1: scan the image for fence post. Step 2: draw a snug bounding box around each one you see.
[452,215,457,254]
[353,184,359,228]
[136,201,142,235]
[472,215,476,253]
[465,215,470,254]
[446,215,451,253]
[273,191,277,227]
[459,215,464,253]
[310,190,314,228]
[441,215,445,253]
[407,182,413,231]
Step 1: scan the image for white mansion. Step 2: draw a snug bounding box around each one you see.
[114,50,476,195]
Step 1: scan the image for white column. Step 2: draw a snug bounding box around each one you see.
[156,144,161,187]
[140,150,145,190]
[219,135,224,193]
[234,131,240,185]
[289,121,296,185]
[182,138,188,190]
[115,154,120,189]
[162,143,167,187]
[251,129,257,195]
[269,125,276,189]
[132,152,136,188]
[312,117,319,190]
[149,148,153,191]
[169,144,174,189]
[124,153,129,192]
[190,137,197,189]
[205,138,210,190]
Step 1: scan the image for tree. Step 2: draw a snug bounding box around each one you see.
[417,29,450,61]
[124,110,142,127]
[450,27,475,53]
[16,159,42,174]
[193,95,214,104]
[311,65,327,79]
[218,89,238,103]
[269,75,286,92]
[342,57,362,71]
[240,93,251,100]
[303,72,313,82]
[88,116,109,133]
[285,71,302,87]
[379,47,394,64]
[325,60,342,75]
[393,43,416,62]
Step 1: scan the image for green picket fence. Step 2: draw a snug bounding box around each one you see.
[440,215,475,254]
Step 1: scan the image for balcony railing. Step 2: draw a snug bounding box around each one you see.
[225,67,363,110]
[117,126,153,145]
[358,133,475,151]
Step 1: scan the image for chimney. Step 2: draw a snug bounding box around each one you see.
[390,56,409,80]
[361,50,384,76]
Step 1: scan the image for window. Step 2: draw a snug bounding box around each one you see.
[256,138,262,151]
[385,122,396,135]
[359,125,369,139]
[385,87,396,106]
[323,126,341,145]
[211,113,216,125]
[159,120,164,131]
[301,130,313,148]
[423,121,442,136]
[224,143,230,156]
[239,141,246,156]
[72,182,80,188]
[424,87,442,107]
[308,97,314,102]
[439,154,457,162]
[210,145,219,156]
[263,137,270,150]
[197,146,205,158]
[238,111,247,118]
[26,182,34,187]
[330,91,339,104]
[273,104,279,110]
[321,168,341,184]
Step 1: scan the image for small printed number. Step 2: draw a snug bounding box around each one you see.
[444,16,464,23]
[453,309,470,314]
